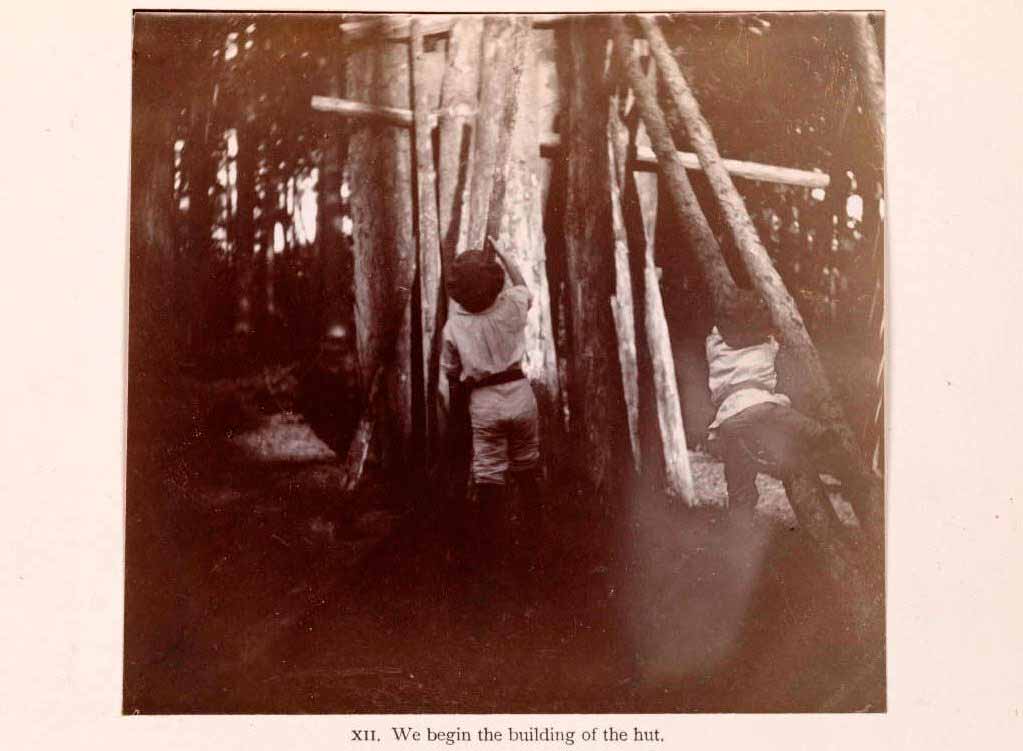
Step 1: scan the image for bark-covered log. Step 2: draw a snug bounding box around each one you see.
[338,13,572,43]
[310,97,832,189]
[346,39,415,460]
[310,96,422,127]
[610,20,737,313]
[611,95,697,505]
[431,18,483,494]
[411,19,445,459]
[495,23,562,477]
[638,15,883,544]
[849,13,885,154]
[466,16,531,251]
[607,90,642,474]
[561,17,631,499]
[436,18,482,270]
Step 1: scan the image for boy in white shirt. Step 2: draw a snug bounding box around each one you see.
[441,239,541,596]
[706,291,837,520]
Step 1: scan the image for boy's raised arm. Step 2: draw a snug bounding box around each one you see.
[486,236,526,288]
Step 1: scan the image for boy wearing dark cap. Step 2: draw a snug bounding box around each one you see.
[441,239,541,595]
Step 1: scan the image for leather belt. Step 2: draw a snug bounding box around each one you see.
[467,366,526,391]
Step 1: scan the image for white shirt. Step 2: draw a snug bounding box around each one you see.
[705,325,791,433]
[440,285,533,383]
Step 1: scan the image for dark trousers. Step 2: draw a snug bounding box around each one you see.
[713,402,841,513]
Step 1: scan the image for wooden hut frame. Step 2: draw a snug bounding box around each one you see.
[312,15,885,614]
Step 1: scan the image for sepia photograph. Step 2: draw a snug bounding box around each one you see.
[125,11,886,714]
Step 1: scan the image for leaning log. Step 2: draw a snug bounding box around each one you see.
[611,92,697,505]
[638,15,883,544]
[411,20,444,458]
[848,13,885,153]
[610,20,736,310]
[607,89,642,475]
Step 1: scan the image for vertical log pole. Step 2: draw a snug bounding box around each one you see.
[639,16,883,543]
[850,13,886,479]
[346,39,416,460]
[436,18,483,269]
[607,89,643,474]
[483,17,532,246]
[611,89,697,505]
[494,24,563,478]
[466,16,531,251]
[433,18,483,499]
[849,13,885,154]
[562,17,631,501]
[411,20,444,459]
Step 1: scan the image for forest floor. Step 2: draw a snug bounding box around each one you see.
[124,373,883,714]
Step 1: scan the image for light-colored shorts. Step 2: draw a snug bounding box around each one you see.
[469,379,540,485]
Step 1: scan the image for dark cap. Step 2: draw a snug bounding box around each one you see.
[718,289,774,346]
[445,249,505,313]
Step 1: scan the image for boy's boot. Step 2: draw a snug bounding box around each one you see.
[511,469,543,601]
[475,482,508,616]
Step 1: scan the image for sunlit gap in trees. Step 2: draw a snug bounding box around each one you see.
[173,127,348,257]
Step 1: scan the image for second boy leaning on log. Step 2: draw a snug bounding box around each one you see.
[706,291,863,525]
[441,237,542,606]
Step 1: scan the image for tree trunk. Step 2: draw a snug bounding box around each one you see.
[346,39,416,461]
[184,82,218,359]
[639,15,883,545]
[493,22,562,478]
[233,122,257,341]
[611,92,698,505]
[316,47,352,343]
[411,19,445,461]
[562,17,631,500]
[848,13,885,155]
[252,152,272,351]
[466,16,531,251]
[436,17,483,269]
[607,90,642,474]
[130,17,179,375]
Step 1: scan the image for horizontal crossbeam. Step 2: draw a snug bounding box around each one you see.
[311,95,830,189]
[338,14,573,43]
